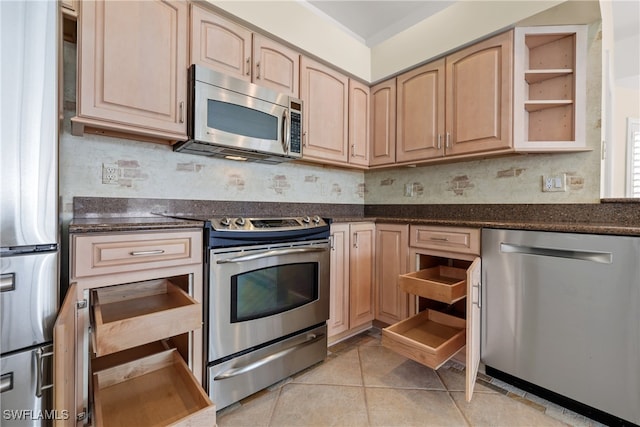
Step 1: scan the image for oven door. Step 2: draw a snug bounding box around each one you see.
[209,240,329,362]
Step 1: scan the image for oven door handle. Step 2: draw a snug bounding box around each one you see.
[213,332,325,380]
[216,247,326,264]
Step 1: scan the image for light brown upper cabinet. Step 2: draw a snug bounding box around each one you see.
[445,30,513,157]
[300,56,349,164]
[513,25,588,152]
[190,4,299,97]
[348,80,370,167]
[396,59,446,163]
[394,30,513,164]
[370,79,397,166]
[72,0,189,143]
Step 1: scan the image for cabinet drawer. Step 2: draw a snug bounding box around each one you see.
[410,226,480,255]
[92,279,202,356]
[92,348,215,426]
[72,230,202,278]
[381,309,465,370]
[399,266,466,304]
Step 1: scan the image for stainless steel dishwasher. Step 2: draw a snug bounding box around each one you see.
[482,229,640,426]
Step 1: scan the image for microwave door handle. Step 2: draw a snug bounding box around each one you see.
[217,247,326,264]
[282,109,290,153]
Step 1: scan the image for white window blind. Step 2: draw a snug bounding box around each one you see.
[628,119,640,197]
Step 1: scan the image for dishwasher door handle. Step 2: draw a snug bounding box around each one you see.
[500,243,613,264]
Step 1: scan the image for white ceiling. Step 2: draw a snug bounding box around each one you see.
[304,1,455,47]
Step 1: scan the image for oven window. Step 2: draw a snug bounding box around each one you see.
[207,100,278,140]
[231,262,318,323]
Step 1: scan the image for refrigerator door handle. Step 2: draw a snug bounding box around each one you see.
[35,347,53,398]
[0,273,15,292]
[0,373,13,393]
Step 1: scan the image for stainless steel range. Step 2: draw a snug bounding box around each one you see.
[204,216,330,410]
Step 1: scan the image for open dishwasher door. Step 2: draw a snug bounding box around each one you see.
[481,229,640,426]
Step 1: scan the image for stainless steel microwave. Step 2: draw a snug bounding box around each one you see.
[174,65,303,164]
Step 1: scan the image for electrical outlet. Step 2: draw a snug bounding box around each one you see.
[404,183,414,197]
[542,174,566,192]
[102,163,119,185]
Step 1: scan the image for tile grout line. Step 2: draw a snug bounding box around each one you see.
[435,369,474,427]
[357,344,373,427]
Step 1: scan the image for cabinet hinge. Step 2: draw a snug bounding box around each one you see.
[77,409,87,421]
[76,300,87,310]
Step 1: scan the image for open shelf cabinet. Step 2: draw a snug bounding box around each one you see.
[514,25,589,152]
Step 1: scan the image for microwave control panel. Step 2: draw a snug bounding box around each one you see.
[289,99,302,156]
[290,111,301,155]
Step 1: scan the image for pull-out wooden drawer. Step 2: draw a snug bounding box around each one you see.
[382,309,465,369]
[399,265,467,304]
[92,279,202,356]
[92,347,215,426]
[72,230,202,278]
[410,226,480,256]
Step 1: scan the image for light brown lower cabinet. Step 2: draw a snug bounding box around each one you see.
[328,222,375,342]
[53,229,215,426]
[382,225,481,402]
[374,224,410,325]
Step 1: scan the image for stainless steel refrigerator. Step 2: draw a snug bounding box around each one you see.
[1,1,59,425]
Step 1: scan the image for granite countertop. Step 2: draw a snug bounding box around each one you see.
[68,198,640,236]
[69,215,640,236]
[343,217,640,236]
[69,217,205,233]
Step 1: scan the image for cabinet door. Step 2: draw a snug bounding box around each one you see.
[190,4,252,81]
[252,34,299,97]
[396,59,445,163]
[348,80,370,167]
[375,224,409,325]
[53,284,78,427]
[370,79,397,166]
[328,224,350,337]
[75,0,188,140]
[445,31,513,156]
[349,223,375,328]
[465,257,481,402]
[300,56,349,164]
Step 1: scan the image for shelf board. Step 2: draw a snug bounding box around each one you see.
[524,100,573,112]
[525,69,573,84]
[525,33,574,49]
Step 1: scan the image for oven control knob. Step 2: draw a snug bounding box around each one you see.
[301,216,310,224]
[312,215,321,224]
[220,217,231,227]
[235,217,246,226]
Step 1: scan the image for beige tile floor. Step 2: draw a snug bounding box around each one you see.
[216,328,606,427]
